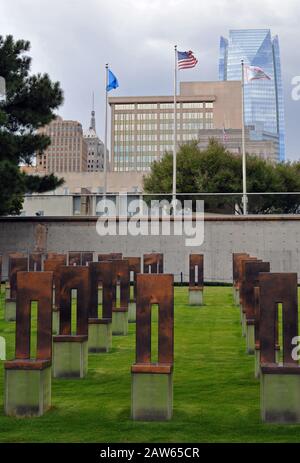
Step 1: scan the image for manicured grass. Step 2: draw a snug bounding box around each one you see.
[1,286,300,443]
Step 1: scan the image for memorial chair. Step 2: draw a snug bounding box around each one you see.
[124,257,141,323]
[241,261,270,355]
[68,251,81,266]
[111,259,130,335]
[5,255,28,321]
[253,285,280,378]
[52,266,90,378]
[96,254,122,311]
[143,253,164,274]
[188,254,204,306]
[88,261,113,352]
[44,254,67,334]
[5,253,26,295]
[82,252,94,266]
[258,272,300,423]
[4,271,53,417]
[131,274,174,421]
[28,252,42,271]
[232,253,249,305]
[237,255,258,335]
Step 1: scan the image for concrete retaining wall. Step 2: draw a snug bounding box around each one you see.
[0,215,299,282]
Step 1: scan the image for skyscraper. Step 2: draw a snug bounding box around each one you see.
[83,106,105,172]
[219,29,285,161]
[36,116,87,173]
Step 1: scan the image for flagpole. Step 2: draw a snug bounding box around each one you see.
[241,59,247,215]
[104,63,109,200]
[172,45,177,205]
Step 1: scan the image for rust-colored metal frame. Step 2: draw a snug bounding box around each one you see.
[5,271,53,370]
[243,261,270,322]
[98,253,122,261]
[82,252,94,266]
[29,252,42,271]
[8,255,28,299]
[56,266,89,337]
[238,256,259,308]
[125,257,141,302]
[259,272,298,369]
[46,252,64,260]
[132,274,174,374]
[112,259,130,312]
[232,253,249,289]
[143,253,164,274]
[89,261,113,320]
[44,255,67,310]
[189,254,204,289]
[68,252,81,266]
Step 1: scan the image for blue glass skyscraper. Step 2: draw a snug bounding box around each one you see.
[219,29,285,161]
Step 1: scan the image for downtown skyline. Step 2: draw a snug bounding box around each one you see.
[0,0,299,160]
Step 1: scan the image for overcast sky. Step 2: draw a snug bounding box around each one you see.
[1,0,300,160]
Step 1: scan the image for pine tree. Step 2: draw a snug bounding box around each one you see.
[0,35,64,215]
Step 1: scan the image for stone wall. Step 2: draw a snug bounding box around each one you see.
[0,215,299,282]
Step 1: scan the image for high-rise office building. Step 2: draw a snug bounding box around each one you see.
[83,108,105,172]
[36,116,87,173]
[109,81,242,172]
[219,29,285,161]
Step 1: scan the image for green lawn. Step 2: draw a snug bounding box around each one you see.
[1,286,300,443]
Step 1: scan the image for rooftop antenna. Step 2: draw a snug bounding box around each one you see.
[90,91,96,131]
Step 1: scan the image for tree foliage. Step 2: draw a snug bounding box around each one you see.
[143,139,300,214]
[0,35,64,215]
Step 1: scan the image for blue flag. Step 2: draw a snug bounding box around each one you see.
[107,69,119,92]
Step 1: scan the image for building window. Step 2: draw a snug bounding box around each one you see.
[182,112,204,119]
[137,103,158,109]
[115,104,135,110]
[160,103,180,109]
[182,102,204,109]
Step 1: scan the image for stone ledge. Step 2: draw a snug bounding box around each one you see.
[261,363,300,375]
[113,306,128,313]
[4,359,51,370]
[53,335,88,343]
[131,363,173,374]
[88,317,112,325]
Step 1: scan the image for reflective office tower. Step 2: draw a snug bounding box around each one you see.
[219,29,285,161]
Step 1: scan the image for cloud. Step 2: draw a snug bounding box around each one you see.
[0,0,299,159]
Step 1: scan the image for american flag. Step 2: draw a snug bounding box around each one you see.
[177,50,198,70]
[244,65,271,83]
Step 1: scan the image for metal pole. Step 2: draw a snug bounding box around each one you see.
[172,45,177,205]
[104,64,108,198]
[241,60,248,215]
